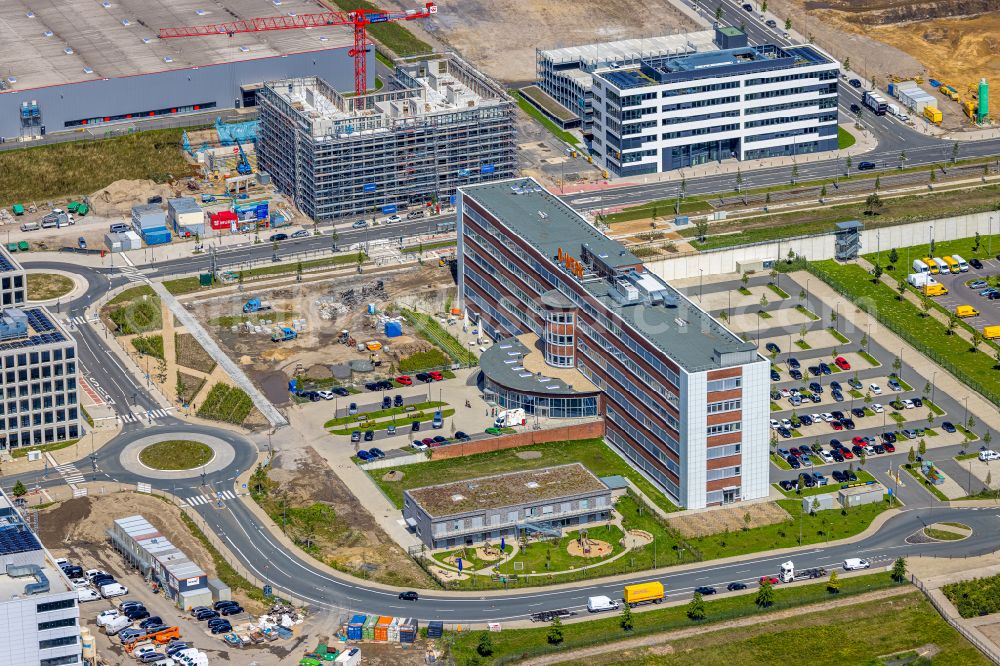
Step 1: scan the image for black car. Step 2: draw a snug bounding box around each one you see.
[790,369,803,381]
[778,479,795,491]
[139,617,163,630]
[378,380,393,391]
[770,390,782,401]
[433,435,448,444]
[810,393,821,403]
[742,3,753,10]
[694,586,717,595]
[455,431,470,441]
[858,161,876,171]
[766,343,781,354]
[415,372,431,382]
[765,18,777,27]
[364,382,378,391]
[363,430,374,442]
[787,455,801,469]
[268,233,288,242]
[189,606,212,617]
[846,470,858,482]
[831,470,845,482]
[210,622,233,634]
[411,420,420,432]
[840,418,854,429]
[970,258,984,269]
[399,591,419,601]
[800,473,816,488]
[809,382,823,394]
[850,103,861,114]
[808,366,821,377]
[213,600,240,611]
[912,397,923,408]
[333,387,350,397]
[777,427,791,439]
[874,444,886,454]
[770,369,780,381]
[207,618,230,628]
[394,394,404,407]
[195,609,220,621]
[942,421,957,433]
[126,609,150,621]
[799,415,813,426]
[851,407,865,418]
[830,449,844,462]
[849,78,862,88]
[727,581,748,591]
[220,605,244,616]
[819,362,832,375]
[382,396,391,409]
[788,357,801,369]
[830,380,842,392]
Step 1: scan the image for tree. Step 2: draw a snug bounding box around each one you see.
[918,439,927,457]
[920,293,931,318]
[768,269,778,285]
[930,167,937,183]
[984,430,993,449]
[864,192,883,216]
[908,446,916,464]
[952,141,960,164]
[973,231,982,252]
[971,328,983,352]
[926,410,935,426]
[947,313,958,335]
[843,56,850,71]
[811,497,821,515]
[846,155,853,172]
[888,248,899,266]
[819,183,827,200]
[871,263,883,283]
[735,169,743,192]
[695,218,710,242]
[827,570,841,594]
[859,332,868,350]
[765,191,771,207]
[741,272,750,289]
[968,414,977,430]
[476,631,494,657]
[760,293,769,309]
[896,278,906,301]
[796,475,805,495]
[620,603,634,631]
[12,480,27,498]
[756,580,775,608]
[923,380,931,398]
[547,616,564,645]
[687,591,707,621]
[743,511,752,531]
[791,164,799,184]
[898,150,906,166]
[891,557,907,583]
[716,4,724,21]
[762,0,768,12]
[784,17,792,30]
[799,323,808,342]
[892,354,902,376]
[874,175,881,191]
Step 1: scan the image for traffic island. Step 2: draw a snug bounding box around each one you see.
[25,272,76,301]
[138,439,214,470]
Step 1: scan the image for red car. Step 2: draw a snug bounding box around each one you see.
[841,449,854,459]
[428,371,443,381]
[396,375,413,386]
[852,436,866,446]
[834,356,851,371]
[884,442,896,453]
[759,576,779,585]
[831,421,844,431]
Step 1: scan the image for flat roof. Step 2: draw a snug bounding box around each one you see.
[407,463,609,517]
[479,333,597,395]
[0,247,22,274]
[0,307,70,352]
[540,30,717,67]
[0,0,353,92]
[461,178,756,372]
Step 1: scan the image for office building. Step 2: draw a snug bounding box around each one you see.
[404,464,613,549]
[0,488,81,666]
[0,250,80,452]
[257,55,516,221]
[458,178,769,509]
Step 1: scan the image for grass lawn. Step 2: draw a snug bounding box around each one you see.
[858,350,880,366]
[10,439,80,459]
[196,383,253,425]
[131,334,164,360]
[758,310,772,319]
[511,89,580,147]
[924,527,966,541]
[584,591,989,666]
[862,231,1000,271]
[809,260,1000,406]
[175,332,216,374]
[770,454,793,470]
[0,129,194,207]
[955,452,979,461]
[138,440,213,470]
[330,407,454,435]
[431,544,514,572]
[398,348,451,372]
[163,253,366,295]
[370,438,678,514]
[827,327,850,344]
[773,470,877,498]
[26,274,74,301]
[401,309,476,365]
[795,305,820,320]
[400,239,457,254]
[795,340,812,350]
[767,283,790,298]
[837,125,857,150]
[449,572,908,664]
[493,525,625,576]
[323,401,445,428]
[925,399,945,416]
[944,572,1000,618]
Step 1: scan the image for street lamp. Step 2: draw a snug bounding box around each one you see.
[698,269,704,302]
[930,371,936,404]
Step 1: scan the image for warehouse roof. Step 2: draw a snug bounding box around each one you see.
[0,0,353,92]
[406,464,609,517]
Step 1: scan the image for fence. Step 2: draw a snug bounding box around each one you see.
[360,452,428,470]
[911,574,1000,665]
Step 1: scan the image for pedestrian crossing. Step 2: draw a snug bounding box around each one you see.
[118,266,149,284]
[184,490,236,506]
[67,315,98,326]
[120,408,171,423]
[55,463,85,485]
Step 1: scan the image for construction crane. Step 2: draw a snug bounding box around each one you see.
[158,2,438,97]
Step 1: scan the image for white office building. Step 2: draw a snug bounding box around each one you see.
[585,26,840,176]
[0,489,81,666]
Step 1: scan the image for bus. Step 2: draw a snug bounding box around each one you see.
[942,256,960,273]
[922,257,939,274]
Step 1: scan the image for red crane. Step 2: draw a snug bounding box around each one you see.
[158,2,437,97]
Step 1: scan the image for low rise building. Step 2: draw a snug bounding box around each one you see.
[0,488,81,666]
[404,463,613,549]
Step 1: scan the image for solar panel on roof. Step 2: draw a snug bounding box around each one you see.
[0,254,14,272]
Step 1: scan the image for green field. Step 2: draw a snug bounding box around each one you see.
[103,286,161,335]
[370,438,677,514]
[196,383,253,424]
[131,334,164,360]
[773,470,877,498]
[837,125,857,150]
[398,348,451,372]
[0,129,194,207]
[449,572,909,664]
[511,89,580,147]
[809,260,1000,406]
[139,440,213,470]
[944,572,1000,618]
[401,309,477,365]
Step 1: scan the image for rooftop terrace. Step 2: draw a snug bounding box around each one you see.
[540,30,717,67]
[407,463,609,517]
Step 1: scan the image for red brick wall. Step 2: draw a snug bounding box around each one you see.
[429,420,606,460]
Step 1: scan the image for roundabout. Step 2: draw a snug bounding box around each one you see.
[138,439,215,470]
[24,269,84,303]
[119,431,237,479]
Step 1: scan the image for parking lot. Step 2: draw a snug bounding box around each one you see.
[926,255,1000,330]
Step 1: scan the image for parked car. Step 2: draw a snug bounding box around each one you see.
[290,229,309,239]
[194,609,219,621]
[396,375,413,386]
[368,448,385,459]
[887,377,902,391]
[766,343,781,354]
[834,356,851,370]
[808,366,821,377]
[848,378,863,390]
[357,450,373,462]
[770,369,780,382]
[818,363,832,375]
[788,357,801,369]
[394,394,404,407]
[333,387,350,397]
[363,430,374,442]
[210,621,233,634]
[942,421,957,433]
[411,420,421,431]
[381,396,392,409]
[970,258,984,270]
[268,233,288,242]
[789,369,803,380]
[350,431,361,443]
[694,586,717,595]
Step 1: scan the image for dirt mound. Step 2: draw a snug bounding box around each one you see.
[805,0,999,25]
[89,179,175,217]
[382,470,404,482]
[669,502,791,538]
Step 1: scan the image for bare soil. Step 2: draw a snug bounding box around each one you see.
[387,0,696,83]
[668,502,791,538]
[176,370,207,405]
[262,447,434,589]
[175,332,217,374]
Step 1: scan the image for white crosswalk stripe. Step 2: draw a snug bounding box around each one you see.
[55,463,85,485]
[119,408,171,423]
[184,490,235,507]
[117,266,149,284]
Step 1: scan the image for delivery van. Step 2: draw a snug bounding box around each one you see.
[951,254,969,272]
[955,306,979,318]
[911,259,930,274]
[922,257,939,274]
[104,615,133,635]
[623,581,665,607]
[587,595,620,612]
[907,273,938,288]
[99,582,128,598]
[923,284,948,297]
[932,257,949,274]
[984,326,1000,340]
[942,256,960,274]
[493,408,526,428]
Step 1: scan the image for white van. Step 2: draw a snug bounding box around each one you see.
[932,257,949,274]
[587,595,620,612]
[77,587,101,603]
[843,558,871,571]
[103,615,133,635]
[99,582,128,598]
[911,259,929,274]
[952,254,969,272]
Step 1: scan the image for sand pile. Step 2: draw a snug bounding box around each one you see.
[89,179,175,216]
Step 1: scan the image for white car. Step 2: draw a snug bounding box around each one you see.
[316,390,335,400]
[843,558,871,571]
[869,383,882,395]
[385,214,402,223]
[71,578,91,589]
[820,450,834,463]
[821,412,835,422]
[78,588,101,603]
[781,418,792,428]
[811,413,823,424]
[411,440,429,451]
[769,419,781,429]
[902,399,915,409]
[872,403,884,413]
[85,569,108,581]
[780,388,791,398]
[979,450,1000,462]
[96,609,120,627]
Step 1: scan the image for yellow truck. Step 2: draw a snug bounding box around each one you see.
[923,284,948,297]
[623,581,665,607]
[924,106,943,124]
[985,326,1000,341]
[955,306,980,318]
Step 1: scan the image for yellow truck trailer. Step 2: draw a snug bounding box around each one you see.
[985,326,1000,340]
[924,106,943,125]
[623,581,665,607]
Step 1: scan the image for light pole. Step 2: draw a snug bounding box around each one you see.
[698,269,703,302]
[930,371,936,404]
[963,396,969,429]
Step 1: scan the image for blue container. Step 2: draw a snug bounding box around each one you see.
[347,615,367,641]
[142,227,172,246]
[384,321,402,337]
[367,303,376,315]
[426,621,444,638]
[288,380,297,392]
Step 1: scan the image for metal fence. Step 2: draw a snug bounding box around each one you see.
[911,574,1000,665]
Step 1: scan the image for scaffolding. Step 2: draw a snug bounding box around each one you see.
[256,54,517,221]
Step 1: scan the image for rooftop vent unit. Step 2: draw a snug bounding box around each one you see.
[450,494,465,502]
[525,481,539,489]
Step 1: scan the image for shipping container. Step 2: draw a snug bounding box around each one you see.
[384,321,402,337]
[387,617,400,643]
[374,616,393,642]
[426,621,444,639]
[923,106,943,124]
[143,227,172,246]
[362,615,377,641]
[346,615,367,641]
[132,203,167,231]
[399,618,417,644]
[210,210,238,231]
[168,197,206,236]
[122,231,142,251]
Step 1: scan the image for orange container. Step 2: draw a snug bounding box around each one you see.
[374,616,393,642]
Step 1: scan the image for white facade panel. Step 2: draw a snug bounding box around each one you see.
[740,360,772,501]
[681,370,708,509]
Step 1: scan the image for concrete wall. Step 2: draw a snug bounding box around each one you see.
[429,420,606,460]
[645,211,1000,280]
[0,47,361,139]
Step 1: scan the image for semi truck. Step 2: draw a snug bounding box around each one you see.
[243,298,273,313]
[623,581,665,607]
[862,90,888,115]
[271,327,297,342]
[778,561,826,583]
[493,408,526,428]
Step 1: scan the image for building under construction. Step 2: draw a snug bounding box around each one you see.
[257,55,516,221]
